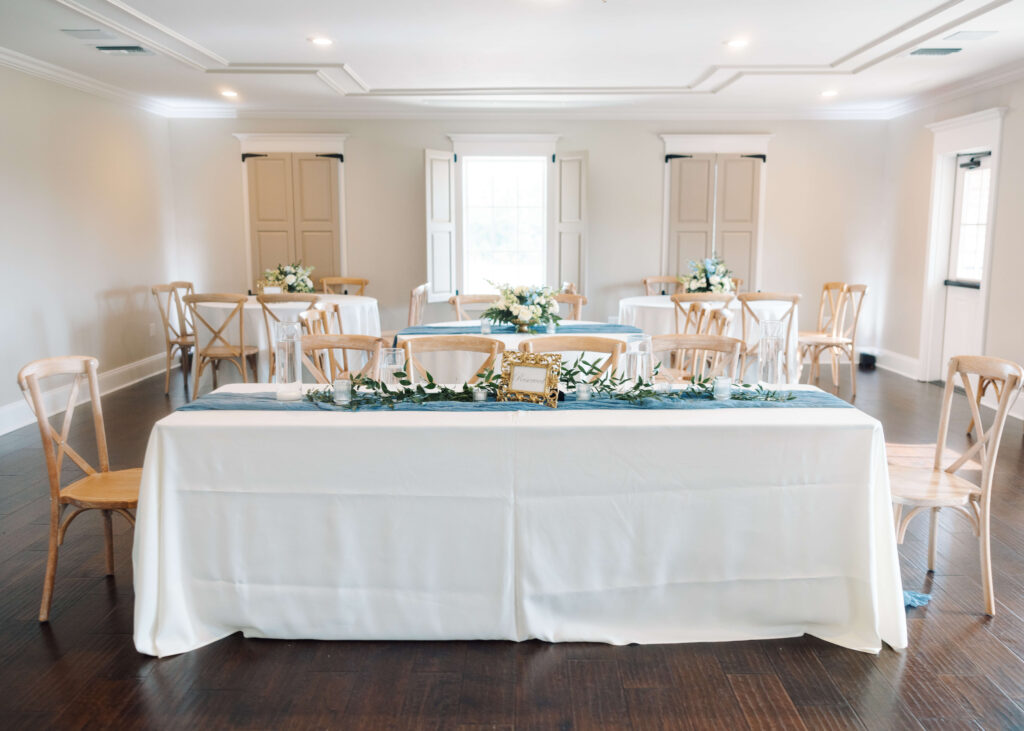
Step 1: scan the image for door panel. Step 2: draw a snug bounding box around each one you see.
[247,153,295,281]
[292,154,339,280]
[558,231,582,287]
[554,152,587,290]
[425,149,456,302]
[667,155,715,276]
[715,154,760,286]
[255,231,292,279]
[719,231,753,286]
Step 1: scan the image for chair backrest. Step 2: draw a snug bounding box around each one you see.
[258,293,320,357]
[840,284,867,344]
[670,292,735,335]
[737,292,801,371]
[562,282,579,295]
[400,335,505,384]
[183,294,248,355]
[17,356,110,503]
[731,277,744,293]
[151,281,195,343]
[814,282,848,337]
[301,334,384,383]
[642,276,679,296]
[651,334,743,381]
[519,336,625,382]
[553,293,587,320]
[321,277,369,296]
[298,308,330,335]
[448,294,501,321]
[933,356,1024,508]
[408,283,430,327]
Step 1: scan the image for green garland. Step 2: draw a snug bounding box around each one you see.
[305,357,794,410]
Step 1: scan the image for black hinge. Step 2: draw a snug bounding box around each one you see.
[665,154,692,163]
[944,279,981,290]
[453,153,457,162]
[316,153,344,162]
[552,154,556,163]
[241,153,268,162]
[742,154,767,162]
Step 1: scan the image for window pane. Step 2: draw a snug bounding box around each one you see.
[462,156,547,293]
[953,167,991,282]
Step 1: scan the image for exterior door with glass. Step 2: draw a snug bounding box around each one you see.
[940,152,992,375]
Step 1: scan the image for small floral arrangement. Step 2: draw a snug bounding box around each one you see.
[264,262,315,293]
[482,283,561,332]
[678,257,734,293]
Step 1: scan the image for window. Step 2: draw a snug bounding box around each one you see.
[462,156,547,293]
[949,154,992,283]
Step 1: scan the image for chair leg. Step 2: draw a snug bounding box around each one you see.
[893,504,903,542]
[830,348,840,388]
[164,347,172,395]
[981,509,995,616]
[102,510,114,575]
[212,360,219,389]
[849,347,857,399]
[192,357,206,400]
[39,514,60,622]
[928,507,939,572]
[181,348,191,394]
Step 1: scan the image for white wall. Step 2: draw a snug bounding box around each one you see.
[168,117,890,340]
[0,66,176,407]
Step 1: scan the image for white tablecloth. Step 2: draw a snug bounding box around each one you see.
[395,320,638,384]
[133,383,907,657]
[194,294,380,382]
[618,296,801,384]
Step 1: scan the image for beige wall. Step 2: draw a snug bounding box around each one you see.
[168,117,889,339]
[0,66,176,405]
[880,76,1024,372]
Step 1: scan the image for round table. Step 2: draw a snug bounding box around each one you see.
[396,320,638,385]
[195,294,381,382]
[618,295,800,384]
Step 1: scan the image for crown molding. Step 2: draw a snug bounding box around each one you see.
[661,134,774,155]
[883,60,1024,119]
[926,106,1007,132]
[0,44,171,116]
[232,133,349,154]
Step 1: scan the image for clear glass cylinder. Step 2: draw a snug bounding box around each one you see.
[275,320,303,399]
[625,334,653,383]
[757,320,785,387]
[379,348,405,387]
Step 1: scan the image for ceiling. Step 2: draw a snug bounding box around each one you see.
[1,0,1023,119]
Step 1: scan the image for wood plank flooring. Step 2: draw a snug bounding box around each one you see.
[2,366,1024,729]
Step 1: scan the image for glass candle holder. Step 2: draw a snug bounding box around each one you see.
[379,348,405,387]
[332,378,352,405]
[576,382,593,401]
[713,375,732,400]
[758,320,785,387]
[545,321,556,334]
[479,318,492,334]
[472,387,488,402]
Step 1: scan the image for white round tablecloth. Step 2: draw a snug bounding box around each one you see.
[396,320,638,385]
[618,295,800,384]
[194,294,381,382]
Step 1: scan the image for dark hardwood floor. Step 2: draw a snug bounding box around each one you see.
[2,364,1024,729]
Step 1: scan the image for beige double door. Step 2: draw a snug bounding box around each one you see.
[246,153,341,285]
[666,153,762,286]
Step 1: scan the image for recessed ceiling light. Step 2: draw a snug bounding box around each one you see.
[309,36,333,47]
[725,38,748,49]
[821,89,839,98]
[221,89,238,98]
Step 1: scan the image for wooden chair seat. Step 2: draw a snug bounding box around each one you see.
[200,344,259,359]
[798,331,852,346]
[887,443,982,471]
[61,468,142,510]
[889,464,981,508]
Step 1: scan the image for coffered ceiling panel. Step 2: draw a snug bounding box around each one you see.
[0,0,1022,118]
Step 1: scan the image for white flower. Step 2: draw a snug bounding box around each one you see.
[710,275,720,285]
[687,279,698,290]
[285,274,297,285]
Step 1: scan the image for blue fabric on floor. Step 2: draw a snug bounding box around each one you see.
[178,389,853,413]
[904,590,931,608]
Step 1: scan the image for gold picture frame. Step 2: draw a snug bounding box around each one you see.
[497,352,561,408]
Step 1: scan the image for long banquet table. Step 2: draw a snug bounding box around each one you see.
[133,383,907,657]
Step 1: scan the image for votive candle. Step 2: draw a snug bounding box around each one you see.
[576,383,593,401]
[472,387,488,402]
[333,378,352,405]
[713,376,732,401]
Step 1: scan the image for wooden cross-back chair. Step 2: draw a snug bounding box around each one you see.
[257,293,320,381]
[448,294,501,321]
[737,292,801,382]
[642,276,680,296]
[800,284,867,397]
[301,334,384,383]
[151,281,195,395]
[798,282,847,383]
[409,283,430,327]
[553,293,587,320]
[400,335,505,385]
[651,334,743,384]
[670,292,734,335]
[183,294,259,398]
[519,336,625,382]
[321,277,369,296]
[889,355,1024,616]
[17,356,141,622]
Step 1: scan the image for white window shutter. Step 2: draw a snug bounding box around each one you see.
[554,151,587,292]
[424,149,456,303]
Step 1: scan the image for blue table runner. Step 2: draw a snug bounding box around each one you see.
[394,322,643,346]
[179,389,852,413]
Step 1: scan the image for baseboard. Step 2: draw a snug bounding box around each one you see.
[0,353,175,437]
[861,348,922,380]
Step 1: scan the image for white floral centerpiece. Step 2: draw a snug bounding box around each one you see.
[678,257,735,293]
[482,283,561,333]
[264,262,315,293]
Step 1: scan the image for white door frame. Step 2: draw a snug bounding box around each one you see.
[660,134,772,291]
[233,133,349,286]
[917,108,1005,382]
